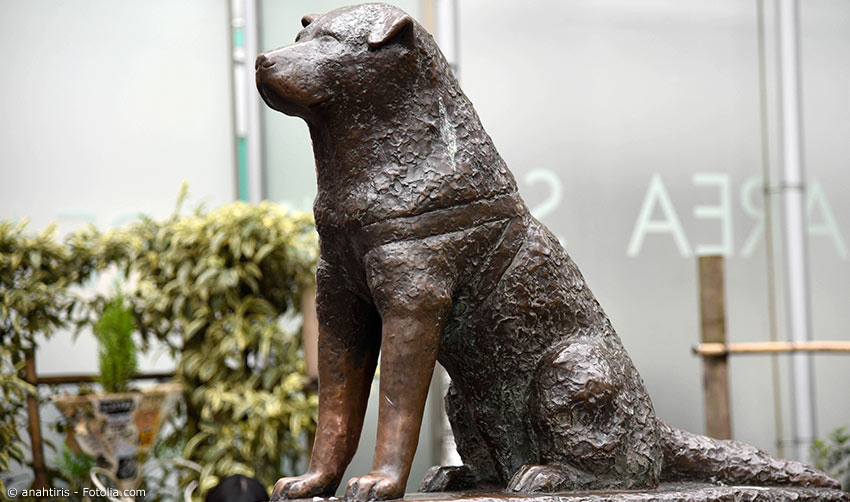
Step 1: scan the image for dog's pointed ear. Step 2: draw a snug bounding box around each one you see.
[301,13,320,28]
[367,13,414,48]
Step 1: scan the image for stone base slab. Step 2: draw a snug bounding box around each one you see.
[407,484,850,501]
[303,483,849,502]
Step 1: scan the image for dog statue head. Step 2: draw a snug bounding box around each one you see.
[256,3,430,121]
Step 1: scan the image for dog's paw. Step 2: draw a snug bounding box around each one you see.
[419,465,478,492]
[507,464,596,493]
[271,472,337,501]
[344,473,404,501]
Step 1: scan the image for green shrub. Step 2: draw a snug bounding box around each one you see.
[0,346,35,495]
[75,198,319,496]
[93,295,138,394]
[123,201,317,494]
[54,443,96,495]
[812,426,850,491]
[0,220,91,492]
[1,193,319,499]
[0,221,82,348]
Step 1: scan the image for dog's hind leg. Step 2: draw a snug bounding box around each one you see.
[508,337,662,492]
[420,382,498,492]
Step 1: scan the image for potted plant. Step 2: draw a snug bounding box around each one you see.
[53,295,181,491]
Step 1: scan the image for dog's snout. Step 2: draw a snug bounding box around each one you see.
[255,53,276,71]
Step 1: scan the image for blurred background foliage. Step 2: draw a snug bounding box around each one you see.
[0,190,319,500]
[0,344,35,496]
[811,427,850,491]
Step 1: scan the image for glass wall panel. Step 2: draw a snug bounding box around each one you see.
[455,0,849,458]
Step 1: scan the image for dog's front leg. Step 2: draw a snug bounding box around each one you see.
[345,253,452,501]
[272,261,381,501]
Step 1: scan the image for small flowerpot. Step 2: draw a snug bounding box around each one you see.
[53,382,181,491]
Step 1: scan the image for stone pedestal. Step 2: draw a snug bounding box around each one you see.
[403,484,850,501]
[304,484,849,502]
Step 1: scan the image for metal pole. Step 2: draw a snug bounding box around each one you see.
[775,0,816,461]
[755,0,785,459]
[231,0,264,203]
[435,0,460,79]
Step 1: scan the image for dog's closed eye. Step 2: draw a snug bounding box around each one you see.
[295,29,339,44]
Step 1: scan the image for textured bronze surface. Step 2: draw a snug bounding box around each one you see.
[255,4,841,501]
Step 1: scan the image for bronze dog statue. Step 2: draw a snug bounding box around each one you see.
[256,4,840,501]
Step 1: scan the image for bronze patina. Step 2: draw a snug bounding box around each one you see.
[255,4,841,501]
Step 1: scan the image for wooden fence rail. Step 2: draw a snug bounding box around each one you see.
[694,340,850,356]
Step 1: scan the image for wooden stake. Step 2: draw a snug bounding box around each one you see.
[698,256,732,440]
[24,349,49,489]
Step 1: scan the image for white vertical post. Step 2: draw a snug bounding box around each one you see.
[435,0,460,79]
[231,0,264,202]
[775,0,816,461]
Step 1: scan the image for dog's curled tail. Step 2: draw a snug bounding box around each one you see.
[658,421,840,489]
